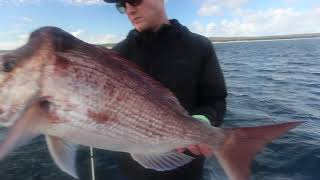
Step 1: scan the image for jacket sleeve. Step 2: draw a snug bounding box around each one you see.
[193,42,227,127]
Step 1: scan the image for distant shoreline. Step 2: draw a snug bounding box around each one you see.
[213,36,320,44]
[1,33,319,51]
[210,33,320,43]
[101,33,320,47]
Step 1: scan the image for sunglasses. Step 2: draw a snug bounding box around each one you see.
[116,0,143,14]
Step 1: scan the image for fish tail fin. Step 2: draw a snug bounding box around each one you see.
[212,121,303,180]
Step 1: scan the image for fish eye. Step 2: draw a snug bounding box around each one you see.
[2,58,16,72]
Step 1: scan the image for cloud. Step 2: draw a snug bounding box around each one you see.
[0,33,28,50]
[71,29,85,38]
[10,16,34,26]
[0,15,35,50]
[192,7,320,37]
[0,30,124,50]
[21,17,33,22]
[61,0,104,5]
[69,28,124,44]
[86,34,125,44]
[198,3,221,16]
[0,0,40,6]
[0,32,124,50]
[198,0,249,16]
[222,0,249,9]
[283,0,299,4]
[70,29,125,44]
[0,0,106,6]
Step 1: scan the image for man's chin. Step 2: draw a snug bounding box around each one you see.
[135,25,146,32]
[134,22,153,32]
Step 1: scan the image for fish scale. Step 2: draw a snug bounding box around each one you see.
[48,55,188,142]
[47,80,179,148]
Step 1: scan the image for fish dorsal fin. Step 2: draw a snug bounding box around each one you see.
[131,152,194,171]
[46,135,78,179]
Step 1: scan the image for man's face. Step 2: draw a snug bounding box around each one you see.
[125,0,165,32]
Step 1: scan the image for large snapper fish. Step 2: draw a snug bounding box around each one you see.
[0,27,302,180]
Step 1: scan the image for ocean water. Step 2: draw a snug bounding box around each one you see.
[0,38,319,180]
[204,38,320,180]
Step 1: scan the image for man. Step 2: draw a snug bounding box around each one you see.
[100,0,227,179]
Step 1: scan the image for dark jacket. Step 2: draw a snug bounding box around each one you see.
[113,19,227,126]
[77,20,228,180]
[104,19,228,180]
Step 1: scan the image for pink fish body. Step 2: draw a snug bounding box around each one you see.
[0,27,303,180]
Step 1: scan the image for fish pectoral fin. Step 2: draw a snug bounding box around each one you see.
[0,102,49,160]
[46,135,78,179]
[131,151,194,171]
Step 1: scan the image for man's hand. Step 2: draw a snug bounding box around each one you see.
[176,144,214,157]
[175,115,214,157]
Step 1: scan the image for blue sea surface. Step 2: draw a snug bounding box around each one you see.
[0,38,319,180]
[204,38,320,180]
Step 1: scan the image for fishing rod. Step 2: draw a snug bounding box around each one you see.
[90,147,96,180]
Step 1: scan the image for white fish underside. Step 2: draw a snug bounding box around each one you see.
[45,123,191,154]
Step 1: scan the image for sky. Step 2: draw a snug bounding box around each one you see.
[0,0,320,50]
